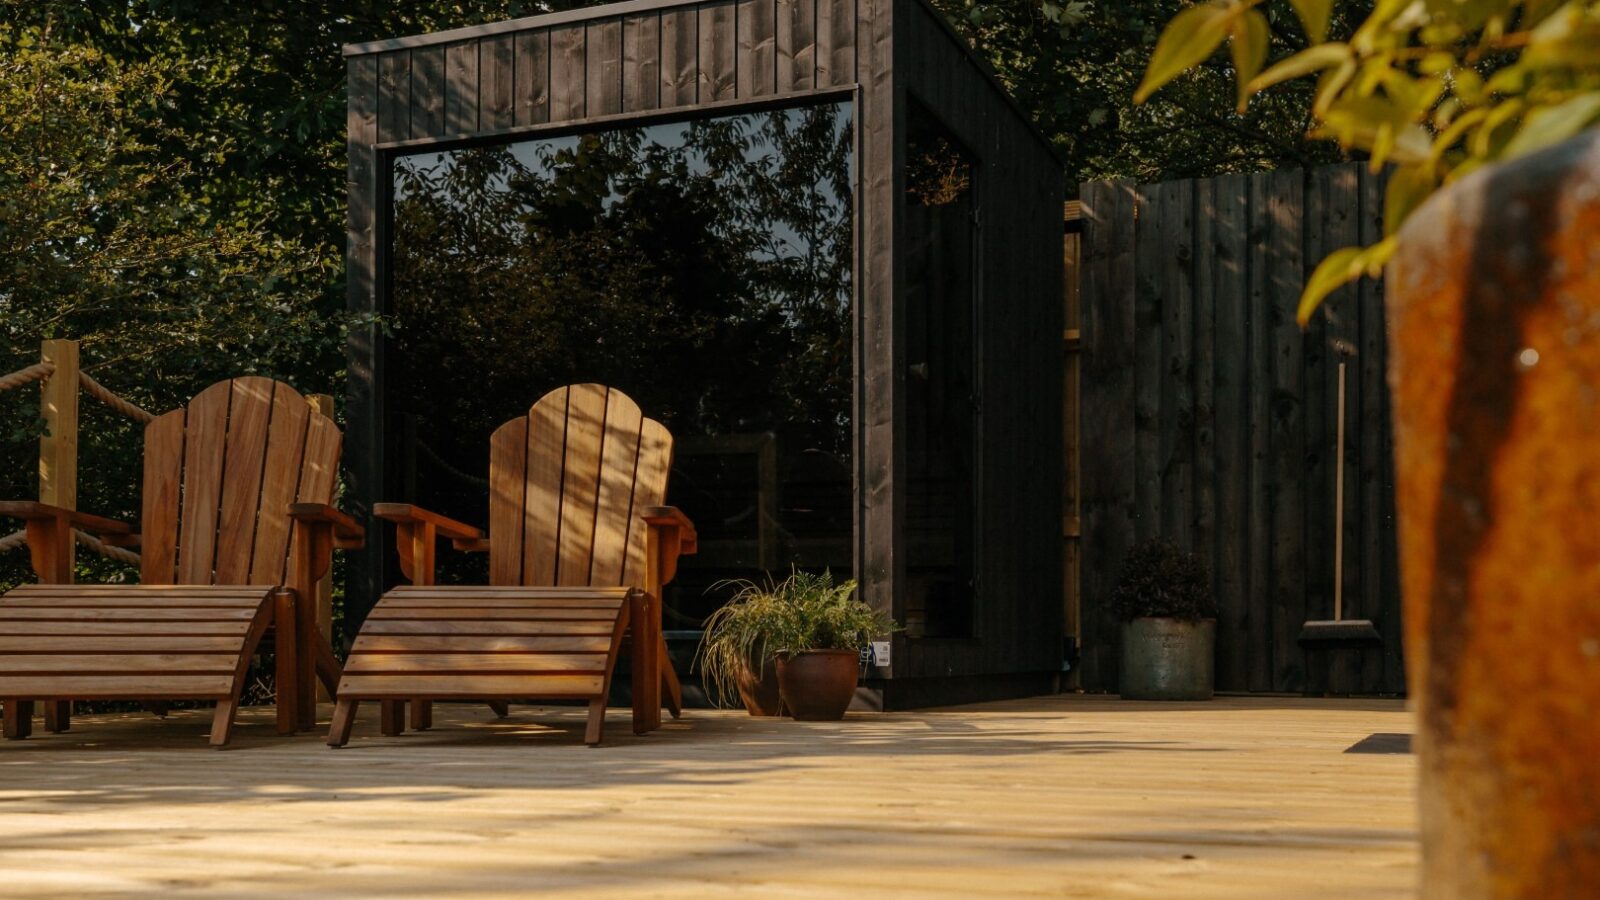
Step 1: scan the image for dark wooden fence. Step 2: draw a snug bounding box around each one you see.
[1077,163,1405,695]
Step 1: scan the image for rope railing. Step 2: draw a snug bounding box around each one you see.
[1,342,148,566]
[417,439,491,488]
[0,360,55,392]
[78,370,155,423]
[0,528,140,565]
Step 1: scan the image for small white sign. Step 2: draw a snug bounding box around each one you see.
[871,641,892,667]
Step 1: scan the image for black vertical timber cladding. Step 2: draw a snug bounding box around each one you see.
[660,8,698,107]
[587,19,623,117]
[346,0,1061,704]
[514,30,551,125]
[376,52,409,143]
[346,55,383,627]
[737,0,776,97]
[1077,165,1405,694]
[410,47,444,138]
[857,0,895,675]
[889,0,1063,686]
[550,25,586,121]
[445,41,479,134]
[698,2,736,101]
[777,0,816,91]
[622,13,661,112]
[481,35,515,130]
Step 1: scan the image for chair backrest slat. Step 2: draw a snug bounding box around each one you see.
[491,384,672,589]
[213,378,275,583]
[622,419,673,587]
[139,410,187,584]
[521,387,567,585]
[247,384,311,585]
[555,383,608,587]
[589,389,643,586]
[139,377,339,586]
[487,417,528,586]
[176,382,231,584]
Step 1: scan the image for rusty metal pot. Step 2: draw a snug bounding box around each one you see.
[1389,131,1600,895]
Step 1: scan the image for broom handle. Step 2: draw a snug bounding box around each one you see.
[1334,362,1346,622]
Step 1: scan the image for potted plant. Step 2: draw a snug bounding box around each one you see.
[1113,539,1217,701]
[696,578,790,716]
[697,570,895,721]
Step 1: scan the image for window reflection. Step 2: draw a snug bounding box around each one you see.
[904,101,979,639]
[388,103,854,623]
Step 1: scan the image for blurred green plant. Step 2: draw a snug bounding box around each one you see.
[1136,0,1600,323]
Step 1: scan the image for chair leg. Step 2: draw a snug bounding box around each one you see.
[209,697,241,749]
[661,640,683,720]
[486,700,510,718]
[3,700,33,740]
[43,701,71,733]
[274,590,299,736]
[327,699,359,748]
[410,699,432,731]
[584,698,607,746]
[380,700,405,736]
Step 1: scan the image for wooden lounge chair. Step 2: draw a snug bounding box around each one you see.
[329,383,695,747]
[0,377,362,747]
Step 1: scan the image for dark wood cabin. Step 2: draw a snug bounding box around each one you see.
[342,0,1063,708]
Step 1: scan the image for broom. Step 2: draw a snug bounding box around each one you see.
[1299,362,1383,649]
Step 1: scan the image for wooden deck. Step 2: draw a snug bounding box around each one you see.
[0,694,1415,897]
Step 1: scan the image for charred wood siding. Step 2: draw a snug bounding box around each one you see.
[360,0,856,145]
[892,0,1064,684]
[1077,164,1404,696]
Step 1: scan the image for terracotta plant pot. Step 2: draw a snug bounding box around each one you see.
[775,650,859,721]
[1389,131,1600,894]
[734,652,784,717]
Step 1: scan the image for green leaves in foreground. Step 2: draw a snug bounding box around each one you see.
[1137,0,1600,323]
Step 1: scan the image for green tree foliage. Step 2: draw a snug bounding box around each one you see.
[927,0,1362,180]
[0,19,343,587]
[1138,0,1600,321]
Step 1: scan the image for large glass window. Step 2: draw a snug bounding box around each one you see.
[387,102,854,624]
[904,101,979,639]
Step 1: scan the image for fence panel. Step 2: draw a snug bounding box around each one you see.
[1078,163,1404,695]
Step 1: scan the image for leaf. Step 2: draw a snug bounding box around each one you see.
[1134,1,1239,105]
[1230,10,1271,112]
[1288,0,1331,43]
[1501,92,1600,160]
[1383,164,1436,234]
[1297,238,1396,326]
[1246,43,1352,95]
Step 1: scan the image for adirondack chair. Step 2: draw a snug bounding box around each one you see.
[329,383,695,747]
[0,377,363,746]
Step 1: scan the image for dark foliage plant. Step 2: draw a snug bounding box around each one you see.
[1112,539,1217,622]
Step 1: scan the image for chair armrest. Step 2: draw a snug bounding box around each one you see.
[288,503,365,546]
[0,500,133,536]
[641,505,697,555]
[373,503,484,541]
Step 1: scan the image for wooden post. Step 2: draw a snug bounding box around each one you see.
[37,340,79,733]
[308,394,336,703]
[38,340,79,578]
